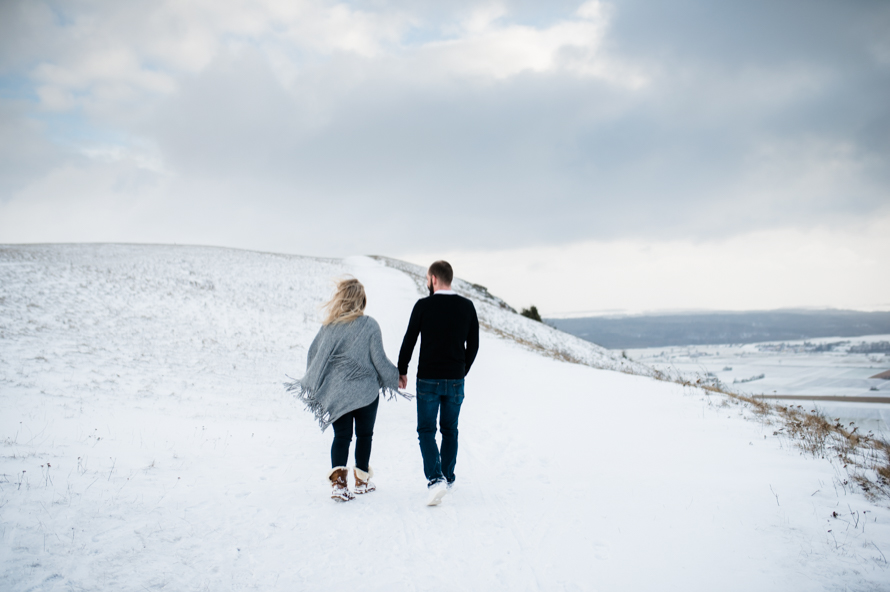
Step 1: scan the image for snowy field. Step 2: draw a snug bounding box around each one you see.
[627,338,890,439]
[2,244,890,591]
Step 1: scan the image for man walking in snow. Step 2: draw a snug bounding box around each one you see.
[398,260,479,506]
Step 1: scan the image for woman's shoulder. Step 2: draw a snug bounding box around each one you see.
[360,315,381,331]
[334,315,378,332]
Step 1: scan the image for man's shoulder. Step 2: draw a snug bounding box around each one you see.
[429,293,476,311]
[451,294,476,310]
[413,296,434,308]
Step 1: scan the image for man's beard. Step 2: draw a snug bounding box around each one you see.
[428,281,434,296]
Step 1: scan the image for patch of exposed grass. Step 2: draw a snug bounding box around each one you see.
[677,375,890,501]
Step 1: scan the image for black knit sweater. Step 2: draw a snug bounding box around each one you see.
[398,293,479,379]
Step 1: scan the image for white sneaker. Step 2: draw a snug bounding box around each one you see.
[426,480,448,506]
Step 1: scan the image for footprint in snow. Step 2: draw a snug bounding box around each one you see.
[592,543,610,560]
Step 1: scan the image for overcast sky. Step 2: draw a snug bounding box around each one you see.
[1,0,888,315]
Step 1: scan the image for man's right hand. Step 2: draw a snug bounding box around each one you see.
[399,374,408,389]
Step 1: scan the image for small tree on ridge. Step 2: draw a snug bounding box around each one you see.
[520,305,542,322]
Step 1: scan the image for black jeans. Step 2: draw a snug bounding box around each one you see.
[416,378,464,484]
[331,395,379,471]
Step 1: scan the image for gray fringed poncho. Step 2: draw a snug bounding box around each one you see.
[286,315,409,431]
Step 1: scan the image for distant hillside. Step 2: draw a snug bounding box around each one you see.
[547,310,890,349]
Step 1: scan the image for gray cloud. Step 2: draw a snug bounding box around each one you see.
[1,0,888,257]
[0,101,68,199]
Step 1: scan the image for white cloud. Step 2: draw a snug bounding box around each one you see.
[80,144,168,175]
[462,4,508,34]
[417,1,645,86]
[0,160,170,243]
[22,0,644,117]
[397,220,890,315]
[21,0,413,114]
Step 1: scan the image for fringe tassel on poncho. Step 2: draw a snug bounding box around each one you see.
[285,315,412,432]
[285,377,410,431]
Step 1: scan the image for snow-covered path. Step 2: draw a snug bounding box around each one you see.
[1,245,888,591]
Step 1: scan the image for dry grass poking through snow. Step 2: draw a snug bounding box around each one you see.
[664,375,890,502]
[373,255,890,504]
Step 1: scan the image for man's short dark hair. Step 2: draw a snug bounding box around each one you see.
[428,260,453,285]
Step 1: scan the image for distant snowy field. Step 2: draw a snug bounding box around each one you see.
[627,338,890,438]
[2,244,889,591]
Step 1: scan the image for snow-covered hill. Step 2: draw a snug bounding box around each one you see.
[1,244,889,591]
[370,255,652,376]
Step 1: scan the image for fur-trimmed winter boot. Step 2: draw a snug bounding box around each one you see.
[354,467,376,494]
[327,467,354,502]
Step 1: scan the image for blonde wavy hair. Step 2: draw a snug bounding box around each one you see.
[322,278,367,325]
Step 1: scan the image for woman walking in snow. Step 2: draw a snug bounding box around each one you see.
[286,278,408,501]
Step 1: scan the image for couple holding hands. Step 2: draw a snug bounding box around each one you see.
[287,260,480,506]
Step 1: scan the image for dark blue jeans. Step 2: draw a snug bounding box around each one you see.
[416,378,464,484]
